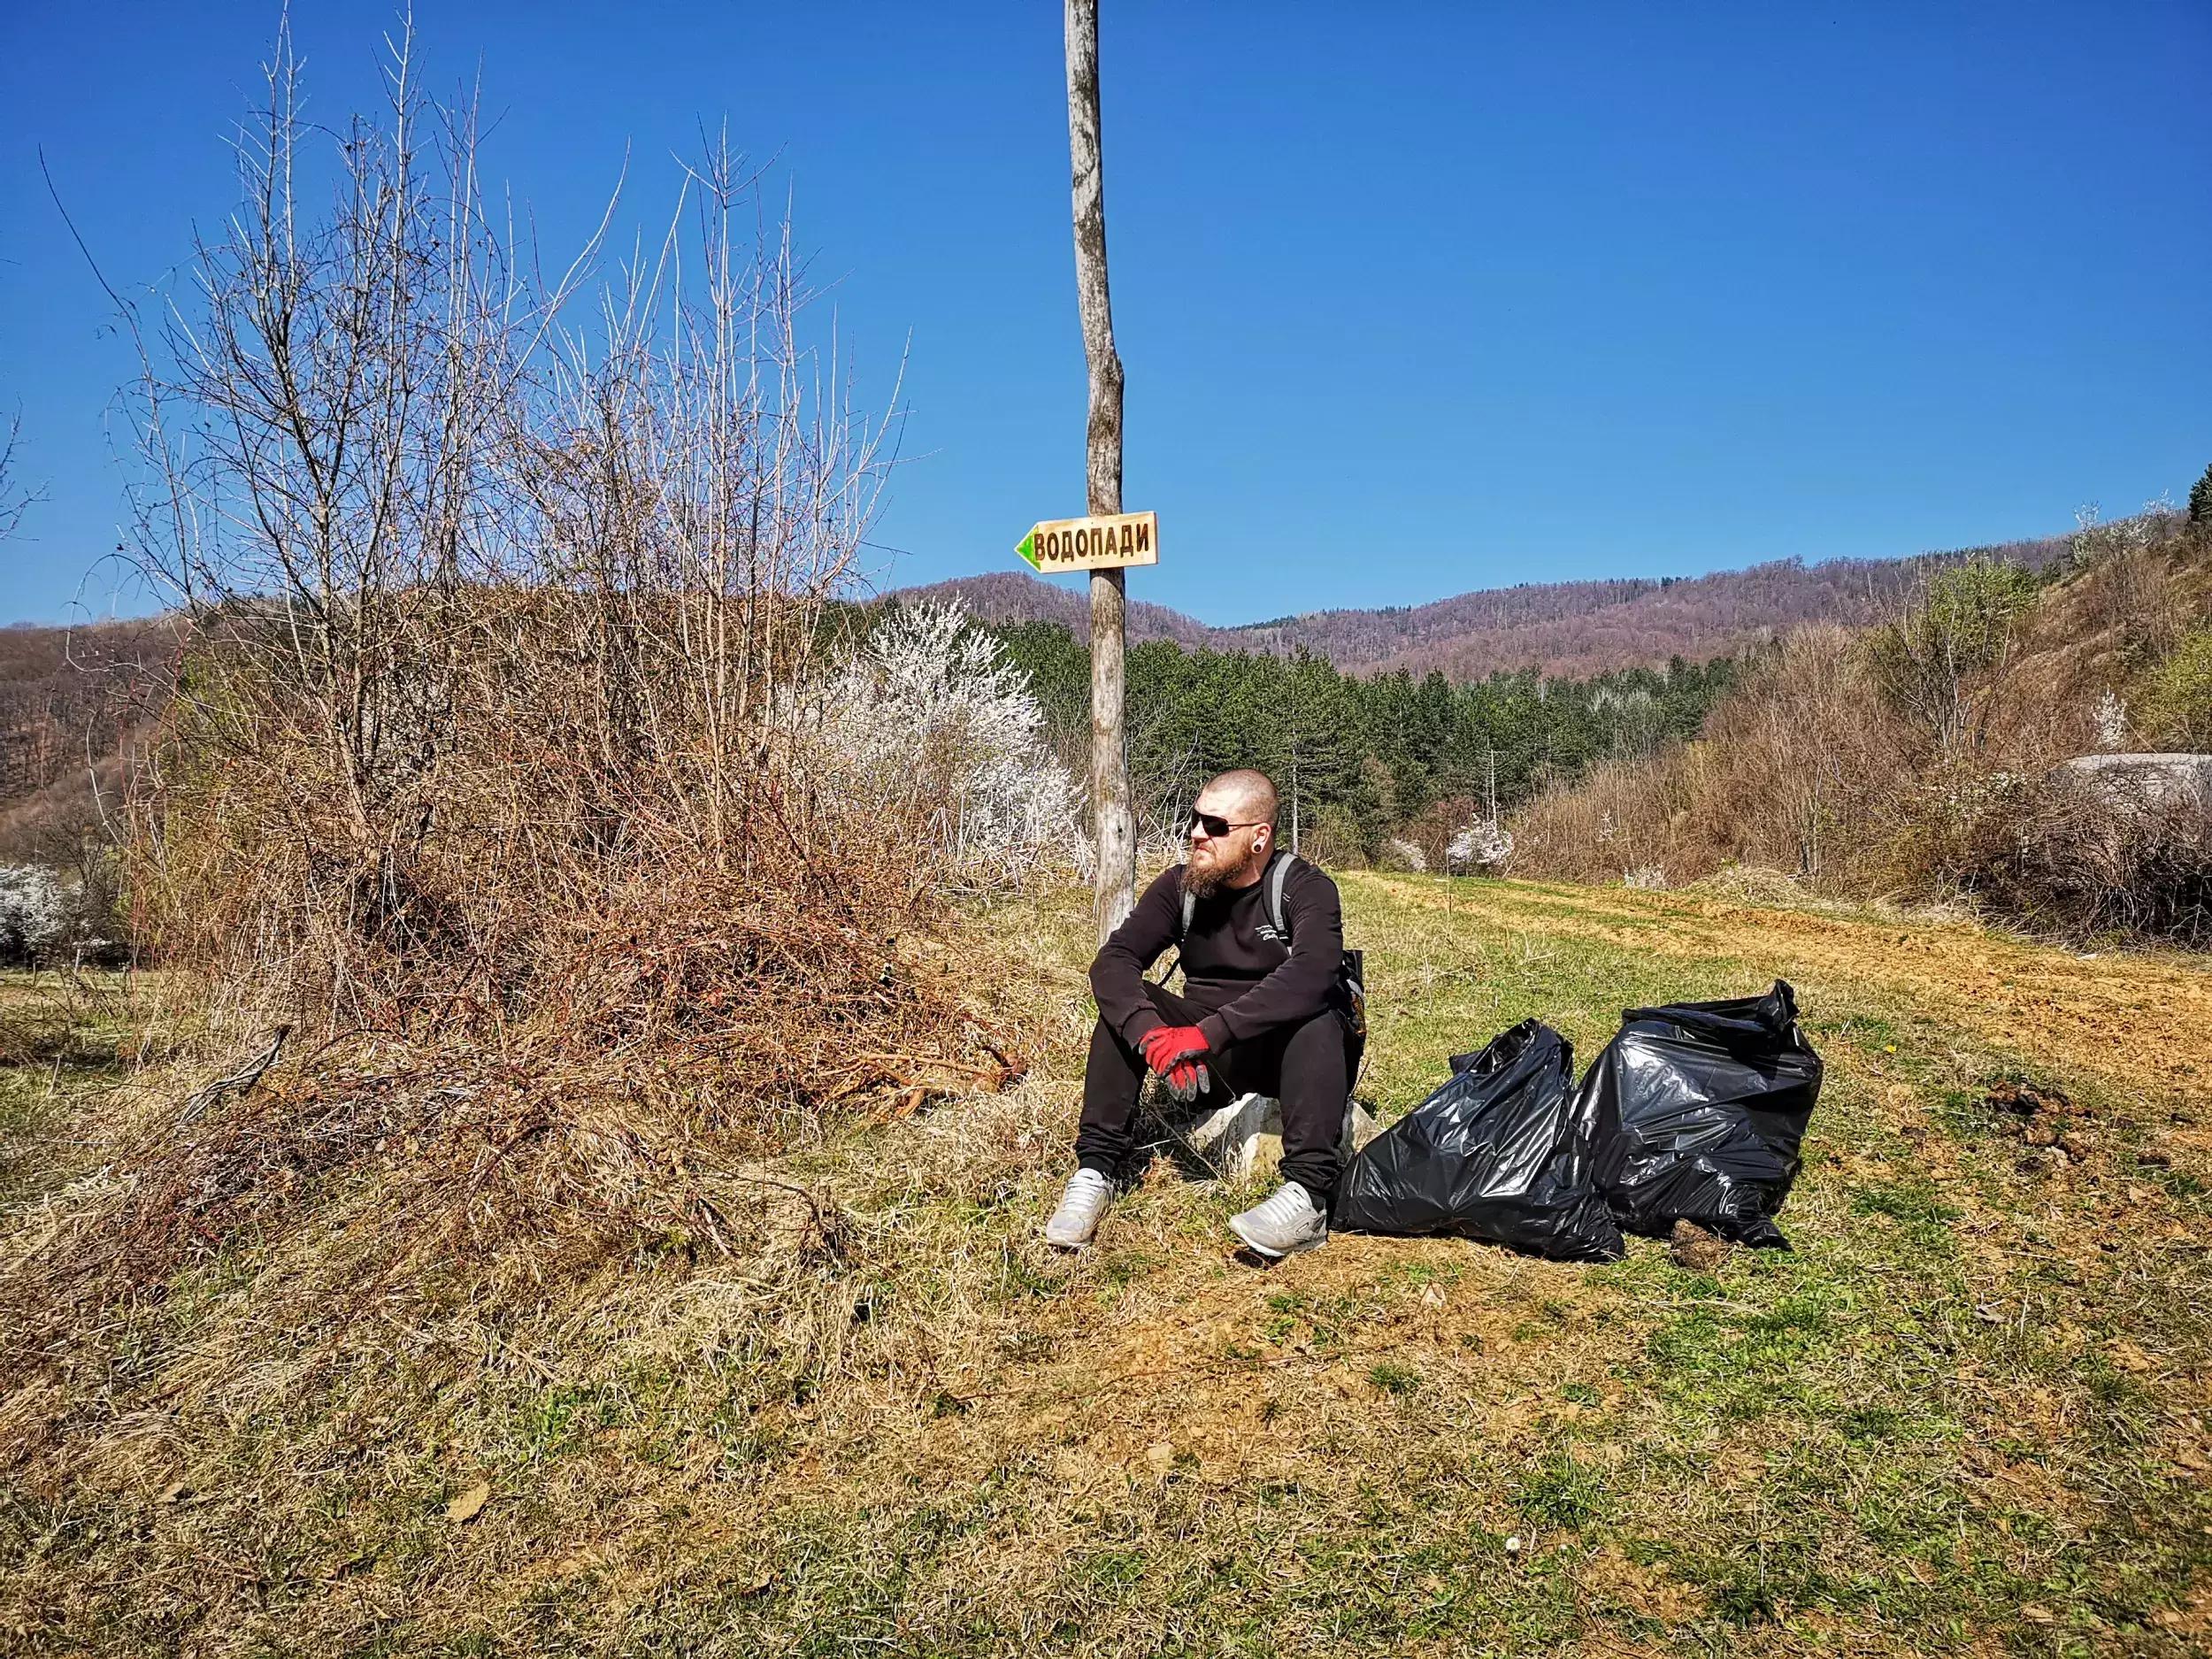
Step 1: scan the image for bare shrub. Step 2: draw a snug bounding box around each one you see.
[1701,625,1914,884]
[1507,763,1653,885]
[1964,775,2212,947]
[1868,557,2037,764]
[45,27,1026,1303]
[0,411,38,547]
[1512,627,1911,889]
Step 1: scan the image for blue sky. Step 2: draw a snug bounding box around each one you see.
[2,2,2207,626]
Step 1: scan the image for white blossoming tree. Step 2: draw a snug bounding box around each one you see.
[1447,822,1514,874]
[0,866,69,965]
[795,601,1089,892]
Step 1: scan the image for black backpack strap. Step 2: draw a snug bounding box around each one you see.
[1152,868,1196,989]
[1265,851,1295,944]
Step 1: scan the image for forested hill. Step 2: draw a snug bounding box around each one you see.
[0,618,172,860]
[891,531,2073,681]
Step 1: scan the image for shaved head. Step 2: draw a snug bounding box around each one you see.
[1185,768,1279,895]
[1202,769,1279,828]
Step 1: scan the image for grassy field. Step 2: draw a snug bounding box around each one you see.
[3,873,2208,1655]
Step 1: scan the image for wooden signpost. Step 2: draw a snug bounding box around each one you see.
[1016,510,1158,573]
[1064,0,1137,943]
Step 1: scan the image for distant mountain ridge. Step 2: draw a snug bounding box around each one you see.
[889,532,2074,681]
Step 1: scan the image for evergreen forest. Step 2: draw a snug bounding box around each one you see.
[983,617,1739,862]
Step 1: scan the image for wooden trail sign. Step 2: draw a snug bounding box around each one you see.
[1016,511,1158,573]
[1065,0,1135,943]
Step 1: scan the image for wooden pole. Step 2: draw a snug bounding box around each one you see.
[1065,0,1135,942]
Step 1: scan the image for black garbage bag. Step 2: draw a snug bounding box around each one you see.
[1334,1020,1625,1262]
[1581,979,1823,1248]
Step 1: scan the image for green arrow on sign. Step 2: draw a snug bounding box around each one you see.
[1015,528,1040,570]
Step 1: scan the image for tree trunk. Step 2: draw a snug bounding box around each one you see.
[1065,0,1135,942]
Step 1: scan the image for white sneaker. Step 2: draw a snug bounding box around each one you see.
[1228,1180,1329,1259]
[1043,1168,1115,1249]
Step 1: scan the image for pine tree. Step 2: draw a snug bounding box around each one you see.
[2191,460,2212,526]
[1279,651,1362,852]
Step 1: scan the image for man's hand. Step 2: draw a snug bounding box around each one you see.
[1164,1059,1210,1104]
[1139,1025,1210,1075]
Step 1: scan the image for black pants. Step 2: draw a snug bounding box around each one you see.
[1077,982,1351,1201]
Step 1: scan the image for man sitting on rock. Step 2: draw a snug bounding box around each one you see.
[1045,768,1352,1259]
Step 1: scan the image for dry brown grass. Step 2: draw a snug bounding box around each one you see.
[0,890,1090,1647]
[1,804,1039,1393]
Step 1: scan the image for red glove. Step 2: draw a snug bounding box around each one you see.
[1139,1025,1210,1074]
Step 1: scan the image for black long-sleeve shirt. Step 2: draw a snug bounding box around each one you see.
[1089,851,1345,1052]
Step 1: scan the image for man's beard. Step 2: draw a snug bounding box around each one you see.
[1186,840,1262,898]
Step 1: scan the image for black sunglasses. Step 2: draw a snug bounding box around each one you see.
[1182,807,1267,839]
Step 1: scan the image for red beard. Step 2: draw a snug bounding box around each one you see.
[1186,842,1260,897]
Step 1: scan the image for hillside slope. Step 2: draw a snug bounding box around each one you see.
[886,569,1221,649]
[1508,511,2212,938]
[0,528,2083,845]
